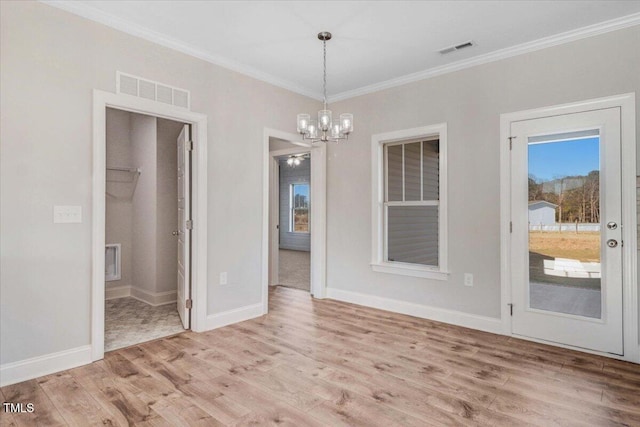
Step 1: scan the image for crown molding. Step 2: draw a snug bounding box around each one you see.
[329,12,640,103]
[41,1,638,104]
[40,0,324,101]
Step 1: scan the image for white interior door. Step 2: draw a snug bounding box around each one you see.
[510,108,623,355]
[176,125,191,329]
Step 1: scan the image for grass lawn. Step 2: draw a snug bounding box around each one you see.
[529,231,600,262]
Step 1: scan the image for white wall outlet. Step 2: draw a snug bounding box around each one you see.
[464,273,473,287]
[220,272,228,285]
[53,205,82,223]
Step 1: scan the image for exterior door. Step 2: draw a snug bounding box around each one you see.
[510,108,623,355]
[176,125,191,329]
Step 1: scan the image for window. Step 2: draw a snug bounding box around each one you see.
[290,183,310,232]
[371,124,448,280]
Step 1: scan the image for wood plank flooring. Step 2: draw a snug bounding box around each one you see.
[2,286,639,426]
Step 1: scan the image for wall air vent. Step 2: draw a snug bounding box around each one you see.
[439,40,474,55]
[116,72,191,110]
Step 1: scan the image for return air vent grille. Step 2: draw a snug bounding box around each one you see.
[439,40,474,55]
[116,72,191,110]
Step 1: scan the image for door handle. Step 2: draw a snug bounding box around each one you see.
[606,222,618,230]
[172,230,180,236]
[606,239,618,248]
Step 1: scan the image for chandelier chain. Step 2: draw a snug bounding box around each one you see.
[323,39,327,110]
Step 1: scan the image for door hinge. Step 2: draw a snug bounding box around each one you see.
[187,140,194,151]
[510,221,513,233]
[508,303,513,316]
[186,219,193,230]
[186,299,193,309]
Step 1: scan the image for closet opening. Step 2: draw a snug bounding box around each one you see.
[104,107,191,351]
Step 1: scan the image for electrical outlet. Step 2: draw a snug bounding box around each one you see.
[220,272,228,285]
[464,273,473,287]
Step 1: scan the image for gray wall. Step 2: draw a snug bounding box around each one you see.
[329,26,640,339]
[105,111,181,297]
[269,137,294,152]
[131,114,158,293]
[279,158,311,251]
[105,108,133,290]
[0,1,318,365]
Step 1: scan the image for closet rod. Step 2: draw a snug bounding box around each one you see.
[107,166,141,174]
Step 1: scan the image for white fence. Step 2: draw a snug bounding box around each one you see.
[529,223,600,232]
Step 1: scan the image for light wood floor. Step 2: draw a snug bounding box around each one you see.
[2,286,639,426]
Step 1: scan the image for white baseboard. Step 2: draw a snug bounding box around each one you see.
[130,288,177,306]
[0,345,92,387]
[105,285,131,300]
[325,288,503,335]
[205,303,264,330]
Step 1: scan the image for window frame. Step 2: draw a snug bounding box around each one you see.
[371,124,448,280]
[289,182,310,234]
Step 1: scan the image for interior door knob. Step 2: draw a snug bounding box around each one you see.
[607,222,618,230]
[172,230,179,236]
[606,239,618,248]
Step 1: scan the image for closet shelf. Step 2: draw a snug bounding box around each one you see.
[107,166,141,174]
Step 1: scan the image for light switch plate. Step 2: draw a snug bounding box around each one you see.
[54,205,82,223]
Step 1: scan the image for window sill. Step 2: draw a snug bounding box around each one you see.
[371,262,449,280]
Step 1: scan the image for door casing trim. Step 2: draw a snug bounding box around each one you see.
[499,93,638,363]
[92,90,208,361]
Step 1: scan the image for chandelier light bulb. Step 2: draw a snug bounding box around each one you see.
[340,113,353,134]
[287,157,294,166]
[318,110,332,132]
[330,122,341,139]
[297,114,310,134]
[307,120,319,139]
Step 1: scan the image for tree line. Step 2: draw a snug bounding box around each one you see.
[529,170,599,223]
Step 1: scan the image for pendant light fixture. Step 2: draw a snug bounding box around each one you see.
[286,153,308,167]
[297,32,353,143]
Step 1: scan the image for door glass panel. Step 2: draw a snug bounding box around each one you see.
[527,133,601,318]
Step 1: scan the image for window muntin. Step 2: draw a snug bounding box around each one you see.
[290,183,310,233]
[384,139,440,267]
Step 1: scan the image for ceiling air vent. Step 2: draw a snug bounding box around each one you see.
[439,40,474,55]
[116,72,191,110]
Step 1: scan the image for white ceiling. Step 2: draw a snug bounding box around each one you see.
[47,1,640,101]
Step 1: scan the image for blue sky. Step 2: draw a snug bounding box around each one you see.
[294,184,309,199]
[293,184,309,208]
[528,137,599,182]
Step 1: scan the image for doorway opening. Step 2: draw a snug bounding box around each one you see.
[104,108,190,351]
[263,129,327,311]
[92,89,208,362]
[272,143,311,292]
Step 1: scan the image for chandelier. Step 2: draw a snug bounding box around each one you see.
[297,32,353,143]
